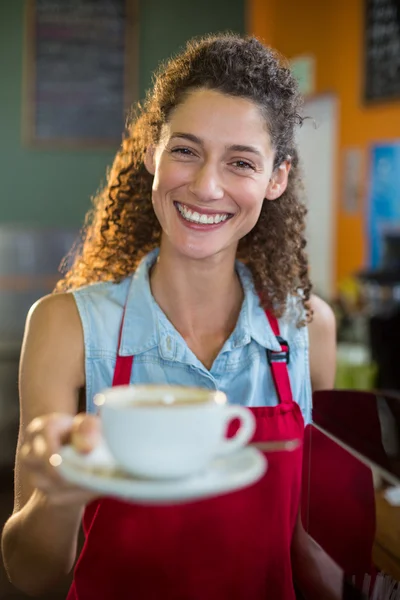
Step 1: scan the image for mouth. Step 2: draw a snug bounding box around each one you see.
[174,201,234,226]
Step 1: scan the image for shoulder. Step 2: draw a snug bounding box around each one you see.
[308,294,336,337]
[27,292,80,335]
[308,294,336,391]
[26,292,83,356]
[22,292,85,389]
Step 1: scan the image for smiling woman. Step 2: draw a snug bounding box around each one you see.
[2,34,336,600]
[144,89,287,262]
[55,36,310,322]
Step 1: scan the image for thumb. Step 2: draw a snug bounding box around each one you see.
[71,413,101,454]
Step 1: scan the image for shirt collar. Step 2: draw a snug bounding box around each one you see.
[118,249,160,356]
[230,261,282,352]
[118,249,282,356]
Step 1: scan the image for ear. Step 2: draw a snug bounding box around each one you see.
[265,159,291,201]
[144,145,156,176]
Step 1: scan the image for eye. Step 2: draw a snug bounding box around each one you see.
[231,160,256,171]
[170,147,195,157]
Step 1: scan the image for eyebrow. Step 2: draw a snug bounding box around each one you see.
[170,133,264,158]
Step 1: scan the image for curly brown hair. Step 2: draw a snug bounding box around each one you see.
[56,33,312,321]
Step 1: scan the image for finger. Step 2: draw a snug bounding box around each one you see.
[71,413,101,454]
[26,416,47,436]
[22,415,75,482]
[24,413,75,452]
[21,434,59,468]
[20,441,31,460]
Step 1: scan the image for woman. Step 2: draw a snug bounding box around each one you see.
[2,34,337,599]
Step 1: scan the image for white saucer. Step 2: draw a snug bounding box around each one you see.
[58,441,267,505]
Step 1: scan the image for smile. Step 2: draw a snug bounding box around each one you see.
[174,202,233,225]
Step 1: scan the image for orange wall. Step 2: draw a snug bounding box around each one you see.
[248,0,400,288]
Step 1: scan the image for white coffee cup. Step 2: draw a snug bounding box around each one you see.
[94,384,255,479]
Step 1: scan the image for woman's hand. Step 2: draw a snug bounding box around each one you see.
[20,412,101,508]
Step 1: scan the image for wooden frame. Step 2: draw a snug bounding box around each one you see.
[22,0,139,149]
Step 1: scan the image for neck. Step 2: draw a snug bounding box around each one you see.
[150,239,243,341]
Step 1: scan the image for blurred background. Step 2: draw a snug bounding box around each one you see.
[0,0,399,597]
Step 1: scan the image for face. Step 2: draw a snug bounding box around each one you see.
[145,88,290,262]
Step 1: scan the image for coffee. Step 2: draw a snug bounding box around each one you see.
[126,397,210,408]
[94,385,225,410]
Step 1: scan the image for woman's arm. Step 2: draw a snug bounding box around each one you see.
[1,293,98,596]
[308,294,336,392]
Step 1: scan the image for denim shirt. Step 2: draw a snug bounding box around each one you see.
[72,249,312,424]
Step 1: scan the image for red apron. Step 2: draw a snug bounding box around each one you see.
[67,311,305,599]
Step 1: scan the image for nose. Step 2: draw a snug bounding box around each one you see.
[188,162,224,202]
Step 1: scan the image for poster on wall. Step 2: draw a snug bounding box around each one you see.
[364,0,400,103]
[23,0,139,148]
[368,142,400,268]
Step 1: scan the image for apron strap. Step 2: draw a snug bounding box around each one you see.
[112,308,134,386]
[265,310,294,407]
[112,307,294,407]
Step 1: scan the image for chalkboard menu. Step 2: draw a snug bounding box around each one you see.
[24,0,138,147]
[364,0,400,102]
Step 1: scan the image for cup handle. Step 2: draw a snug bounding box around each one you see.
[218,406,256,455]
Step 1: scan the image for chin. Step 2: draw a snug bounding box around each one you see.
[165,235,222,261]
[177,245,219,261]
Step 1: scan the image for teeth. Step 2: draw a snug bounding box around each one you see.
[176,203,230,225]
